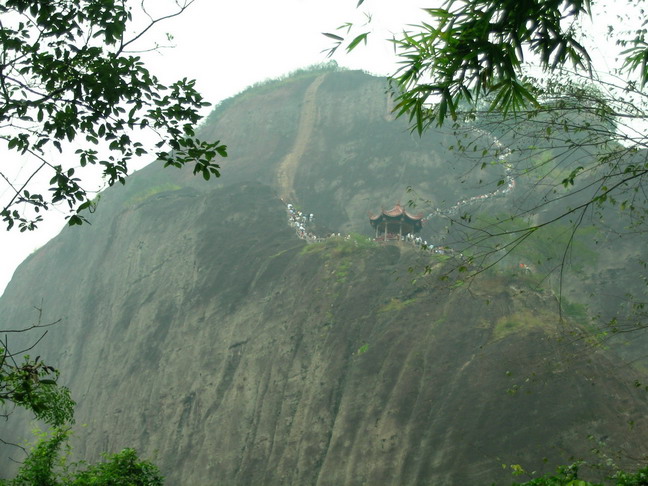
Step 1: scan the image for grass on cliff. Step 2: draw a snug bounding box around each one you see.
[492,311,551,340]
[379,297,419,313]
[124,183,183,207]
[301,233,378,257]
[493,310,588,346]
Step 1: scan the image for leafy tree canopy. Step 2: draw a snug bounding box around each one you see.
[0,0,226,232]
[335,0,645,129]
[1,428,163,485]
[1,310,74,449]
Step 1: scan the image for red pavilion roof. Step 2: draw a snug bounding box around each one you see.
[369,204,424,222]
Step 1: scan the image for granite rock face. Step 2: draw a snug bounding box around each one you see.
[1,69,647,485]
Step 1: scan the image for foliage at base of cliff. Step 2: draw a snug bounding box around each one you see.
[0,428,163,486]
[508,461,648,486]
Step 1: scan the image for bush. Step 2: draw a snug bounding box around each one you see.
[2,429,163,486]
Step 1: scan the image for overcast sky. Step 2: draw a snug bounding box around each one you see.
[0,0,428,296]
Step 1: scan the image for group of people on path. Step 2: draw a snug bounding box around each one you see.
[284,202,454,256]
[286,203,318,242]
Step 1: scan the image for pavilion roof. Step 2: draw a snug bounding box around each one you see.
[369,204,424,223]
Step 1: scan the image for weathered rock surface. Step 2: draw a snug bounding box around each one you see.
[1,69,647,485]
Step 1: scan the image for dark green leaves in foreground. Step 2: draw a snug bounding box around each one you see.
[389,0,594,128]
[0,0,227,231]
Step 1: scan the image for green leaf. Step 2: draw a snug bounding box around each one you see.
[323,32,344,41]
[346,32,369,52]
[67,215,83,226]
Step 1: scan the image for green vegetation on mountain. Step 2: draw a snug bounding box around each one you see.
[0,428,162,486]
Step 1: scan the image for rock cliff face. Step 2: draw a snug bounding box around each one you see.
[1,69,648,485]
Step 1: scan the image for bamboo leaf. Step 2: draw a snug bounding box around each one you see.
[322,32,344,41]
[347,32,370,52]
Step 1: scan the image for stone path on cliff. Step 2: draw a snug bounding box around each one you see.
[276,74,327,202]
[423,126,514,220]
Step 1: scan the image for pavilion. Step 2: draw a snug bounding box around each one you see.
[369,204,424,241]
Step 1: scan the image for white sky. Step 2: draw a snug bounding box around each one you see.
[0,0,428,296]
